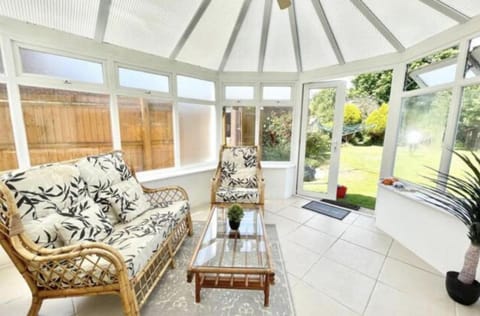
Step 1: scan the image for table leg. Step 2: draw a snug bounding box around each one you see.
[264,276,270,307]
[195,273,201,303]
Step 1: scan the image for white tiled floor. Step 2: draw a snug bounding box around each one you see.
[1,197,480,316]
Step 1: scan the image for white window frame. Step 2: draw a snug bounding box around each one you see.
[222,83,256,104]
[116,62,172,97]
[176,73,216,102]
[260,83,294,105]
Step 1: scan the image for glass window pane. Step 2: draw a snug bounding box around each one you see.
[225,86,254,100]
[451,84,480,179]
[404,46,458,91]
[20,48,103,84]
[223,106,256,146]
[20,86,111,165]
[117,96,174,172]
[118,67,169,93]
[177,75,215,101]
[394,90,451,184]
[262,86,291,100]
[0,83,18,170]
[178,103,215,165]
[465,36,480,79]
[260,107,292,161]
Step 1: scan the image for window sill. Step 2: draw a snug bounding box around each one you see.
[136,163,217,183]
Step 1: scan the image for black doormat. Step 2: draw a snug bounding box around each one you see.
[321,198,361,210]
[302,201,350,220]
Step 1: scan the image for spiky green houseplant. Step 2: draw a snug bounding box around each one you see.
[419,151,480,286]
[227,204,244,223]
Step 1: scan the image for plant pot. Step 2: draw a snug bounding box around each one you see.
[445,271,480,305]
[229,220,241,231]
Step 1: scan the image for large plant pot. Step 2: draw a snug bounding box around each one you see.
[445,271,480,305]
[229,220,241,231]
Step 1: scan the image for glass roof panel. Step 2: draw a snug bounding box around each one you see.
[440,0,480,18]
[0,0,99,38]
[224,0,264,72]
[295,0,338,70]
[105,0,202,57]
[363,0,457,47]
[263,2,297,72]
[177,0,244,70]
[320,0,395,62]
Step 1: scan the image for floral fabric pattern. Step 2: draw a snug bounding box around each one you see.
[55,196,113,245]
[2,164,88,248]
[220,147,258,189]
[215,187,259,203]
[106,177,152,223]
[104,200,189,276]
[77,152,133,225]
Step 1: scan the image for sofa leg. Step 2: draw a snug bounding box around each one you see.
[27,297,43,316]
[120,291,139,316]
[187,213,193,236]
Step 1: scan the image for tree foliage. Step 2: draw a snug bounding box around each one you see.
[348,70,393,105]
[343,103,362,125]
[365,103,389,142]
[261,109,292,161]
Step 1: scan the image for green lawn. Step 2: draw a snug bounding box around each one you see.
[303,144,474,210]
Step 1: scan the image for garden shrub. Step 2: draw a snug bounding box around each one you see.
[365,103,389,143]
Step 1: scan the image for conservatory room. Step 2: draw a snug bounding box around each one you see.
[0,0,479,315]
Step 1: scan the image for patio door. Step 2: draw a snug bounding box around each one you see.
[297,81,346,200]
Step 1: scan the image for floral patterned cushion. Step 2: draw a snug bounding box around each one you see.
[2,164,88,248]
[103,200,189,276]
[106,177,151,223]
[55,196,113,245]
[220,147,258,189]
[77,152,133,225]
[215,187,259,204]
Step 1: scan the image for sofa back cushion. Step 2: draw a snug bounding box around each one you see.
[105,177,151,223]
[220,147,258,188]
[55,196,113,245]
[76,152,133,225]
[2,164,87,248]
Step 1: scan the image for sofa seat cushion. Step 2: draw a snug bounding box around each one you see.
[2,164,88,248]
[103,200,189,277]
[215,187,259,203]
[76,152,133,225]
[55,196,113,245]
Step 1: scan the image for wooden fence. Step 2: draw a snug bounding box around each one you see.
[0,86,174,171]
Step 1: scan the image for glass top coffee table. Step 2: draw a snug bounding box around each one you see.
[187,204,275,306]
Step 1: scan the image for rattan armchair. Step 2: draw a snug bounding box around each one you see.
[210,145,265,207]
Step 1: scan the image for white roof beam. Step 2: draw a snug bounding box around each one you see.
[258,0,273,72]
[169,0,212,59]
[289,1,303,72]
[351,0,405,52]
[219,0,252,72]
[94,0,112,42]
[418,0,468,23]
[311,0,345,65]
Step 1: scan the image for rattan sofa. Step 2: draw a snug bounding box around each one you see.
[0,151,193,316]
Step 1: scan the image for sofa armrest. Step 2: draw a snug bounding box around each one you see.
[141,185,189,205]
[210,167,222,203]
[13,236,129,288]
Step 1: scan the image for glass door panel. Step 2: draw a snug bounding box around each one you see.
[298,82,345,199]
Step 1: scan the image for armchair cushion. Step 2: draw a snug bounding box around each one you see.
[55,196,113,245]
[215,187,259,204]
[220,147,258,188]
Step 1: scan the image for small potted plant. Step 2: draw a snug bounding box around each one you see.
[227,204,244,231]
[418,151,480,305]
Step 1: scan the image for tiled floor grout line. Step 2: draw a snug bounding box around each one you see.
[360,238,394,316]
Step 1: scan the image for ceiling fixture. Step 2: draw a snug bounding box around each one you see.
[277,0,291,10]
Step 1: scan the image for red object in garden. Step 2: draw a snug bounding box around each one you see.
[336,185,347,199]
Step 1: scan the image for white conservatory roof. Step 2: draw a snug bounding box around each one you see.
[0,0,480,72]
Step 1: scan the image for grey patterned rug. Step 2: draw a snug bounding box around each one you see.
[142,221,296,316]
